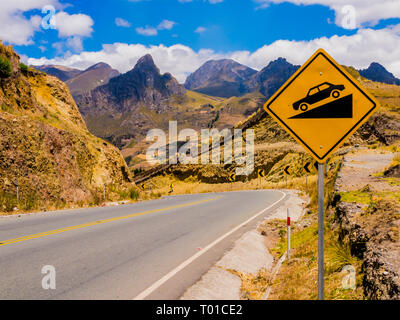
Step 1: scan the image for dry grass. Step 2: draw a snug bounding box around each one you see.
[267,223,364,300]
[224,267,272,300]
[265,158,366,300]
[145,171,318,197]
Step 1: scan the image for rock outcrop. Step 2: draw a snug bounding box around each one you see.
[73,54,187,147]
[334,201,400,299]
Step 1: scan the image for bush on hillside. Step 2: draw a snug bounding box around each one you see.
[0,56,12,78]
[20,63,28,74]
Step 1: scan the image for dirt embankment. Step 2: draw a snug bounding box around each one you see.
[333,150,400,299]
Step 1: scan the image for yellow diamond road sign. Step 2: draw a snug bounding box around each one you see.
[264,49,379,163]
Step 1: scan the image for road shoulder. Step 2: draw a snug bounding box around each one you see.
[180,190,307,300]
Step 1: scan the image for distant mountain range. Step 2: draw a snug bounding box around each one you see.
[33,56,400,162]
[36,58,400,99]
[184,57,300,99]
[34,64,82,82]
[66,62,120,96]
[35,63,120,96]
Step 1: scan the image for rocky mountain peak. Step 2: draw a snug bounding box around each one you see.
[253,58,299,98]
[359,62,400,85]
[85,62,113,71]
[184,58,257,98]
[134,54,159,73]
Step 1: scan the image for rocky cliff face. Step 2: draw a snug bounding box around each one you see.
[101,54,185,108]
[251,58,300,99]
[184,59,257,98]
[334,200,400,299]
[0,43,132,212]
[74,54,187,147]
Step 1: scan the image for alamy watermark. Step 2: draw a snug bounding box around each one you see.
[41,5,57,30]
[341,265,356,290]
[146,121,254,176]
[41,265,56,290]
[341,5,357,30]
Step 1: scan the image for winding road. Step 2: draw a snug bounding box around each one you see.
[0,190,285,300]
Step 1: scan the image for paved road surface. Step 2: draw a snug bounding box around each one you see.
[0,190,285,299]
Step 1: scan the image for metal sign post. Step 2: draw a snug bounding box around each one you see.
[287,208,291,261]
[263,48,380,301]
[318,163,325,300]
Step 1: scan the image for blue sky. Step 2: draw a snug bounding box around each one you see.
[1,0,400,82]
[16,0,359,56]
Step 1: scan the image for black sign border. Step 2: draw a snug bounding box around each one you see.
[265,51,377,161]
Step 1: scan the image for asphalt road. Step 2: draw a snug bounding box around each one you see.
[0,190,285,300]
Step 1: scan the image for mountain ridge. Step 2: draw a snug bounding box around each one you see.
[359,62,400,86]
[66,62,120,96]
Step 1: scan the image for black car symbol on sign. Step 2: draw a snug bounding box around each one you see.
[293,82,345,112]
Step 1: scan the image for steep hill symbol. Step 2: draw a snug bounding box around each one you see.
[289,94,353,119]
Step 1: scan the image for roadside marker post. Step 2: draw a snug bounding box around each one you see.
[284,166,290,189]
[12,179,19,205]
[287,208,291,261]
[264,49,379,300]
[228,173,236,191]
[304,162,311,189]
[257,169,265,189]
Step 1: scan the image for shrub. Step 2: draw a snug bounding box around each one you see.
[21,189,39,211]
[20,63,28,73]
[129,188,139,200]
[0,56,12,78]
[0,191,17,212]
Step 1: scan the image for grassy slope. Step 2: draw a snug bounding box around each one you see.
[0,42,135,213]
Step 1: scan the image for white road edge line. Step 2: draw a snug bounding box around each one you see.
[133,190,287,300]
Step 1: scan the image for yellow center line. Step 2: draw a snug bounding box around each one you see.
[0,197,221,247]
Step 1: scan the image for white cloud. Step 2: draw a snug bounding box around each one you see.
[158,20,176,30]
[115,18,131,28]
[136,26,158,36]
[28,25,400,82]
[195,26,207,33]
[254,0,400,28]
[0,1,94,47]
[54,11,94,38]
[66,36,83,52]
[0,0,58,45]
[136,19,176,36]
